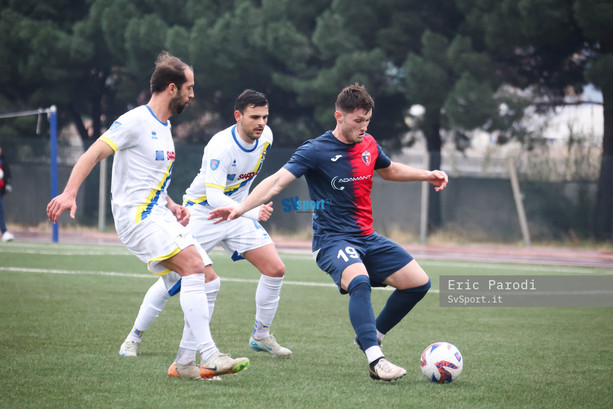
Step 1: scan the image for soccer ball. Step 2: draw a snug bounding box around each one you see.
[420,342,463,383]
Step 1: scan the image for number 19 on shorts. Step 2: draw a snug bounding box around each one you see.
[337,247,359,262]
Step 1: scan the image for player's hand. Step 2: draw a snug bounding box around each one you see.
[208,205,243,224]
[46,192,77,224]
[258,202,273,221]
[208,206,234,224]
[171,204,190,226]
[427,170,448,192]
[5,184,11,193]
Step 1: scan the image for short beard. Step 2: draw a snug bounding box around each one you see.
[169,95,186,115]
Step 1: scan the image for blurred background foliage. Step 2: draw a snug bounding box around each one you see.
[1,0,612,238]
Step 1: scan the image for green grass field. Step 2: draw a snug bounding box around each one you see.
[1,241,612,409]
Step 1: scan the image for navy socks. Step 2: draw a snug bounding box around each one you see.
[347,275,379,351]
[376,279,431,335]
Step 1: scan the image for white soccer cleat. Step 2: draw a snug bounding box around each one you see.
[1,231,14,242]
[119,339,140,357]
[200,352,250,377]
[249,334,292,358]
[170,361,203,380]
[369,358,407,381]
[167,361,222,381]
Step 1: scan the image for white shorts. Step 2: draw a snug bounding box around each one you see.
[188,205,273,260]
[117,209,212,275]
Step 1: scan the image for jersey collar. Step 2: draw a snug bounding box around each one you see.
[231,125,259,152]
[145,105,170,126]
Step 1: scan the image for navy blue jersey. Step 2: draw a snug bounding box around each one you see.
[283,130,391,245]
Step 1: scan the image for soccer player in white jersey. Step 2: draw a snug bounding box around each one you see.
[119,90,291,369]
[46,51,249,380]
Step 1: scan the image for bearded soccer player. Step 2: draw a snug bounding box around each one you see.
[47,51,249,380]
[120,90,292,370]
[209,83,448,381]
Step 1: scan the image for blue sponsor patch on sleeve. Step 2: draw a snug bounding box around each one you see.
[210,159,220,170]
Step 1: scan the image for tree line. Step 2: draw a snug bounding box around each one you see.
[0,0,611,239]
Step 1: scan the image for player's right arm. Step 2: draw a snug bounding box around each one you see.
[46,139,114,223]
[209,167,296,222]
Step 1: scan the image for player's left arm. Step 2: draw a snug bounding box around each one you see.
[376,161,448,192]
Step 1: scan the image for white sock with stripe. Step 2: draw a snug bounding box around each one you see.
[253,275,284,340]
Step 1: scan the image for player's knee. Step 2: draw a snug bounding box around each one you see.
[347,274,371,294]
[204,264,219,282]
[183,255,206,276]
[272,260,285,277]
[261,260,285,278]
[401,278,431,295]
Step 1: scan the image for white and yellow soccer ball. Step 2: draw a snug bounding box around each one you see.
[420,342,463,383]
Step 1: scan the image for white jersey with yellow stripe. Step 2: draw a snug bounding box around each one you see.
[183,124,272,212]
[99,105,176,234]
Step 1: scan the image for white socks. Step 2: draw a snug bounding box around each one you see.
[179,273,217,361]
[365,346,385,364]
[127,277,171,342]
[206,277,221,320]
[176,277,221,364]
[253,275,284,340]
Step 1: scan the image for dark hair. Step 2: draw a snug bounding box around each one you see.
[149,51,191,94]
[335,83,374,113]
[234,89,268,113]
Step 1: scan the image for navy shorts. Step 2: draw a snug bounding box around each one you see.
[314,233,414,293]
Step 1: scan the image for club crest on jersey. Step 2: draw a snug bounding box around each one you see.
[155,150,164,161]
[227,174,236,181]
[362,151,371,166]
[210,159,220,170]
[109,121,122,132]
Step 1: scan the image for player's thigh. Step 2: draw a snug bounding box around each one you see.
[187,207,227,252]
[120,213,210,276]
[339,262,370,292]
[315,238,367,293]
[243,244,285,277]
[362,234,420,287]
[383,259,429,290]
[219,218,273,259]
[159,245,205,277]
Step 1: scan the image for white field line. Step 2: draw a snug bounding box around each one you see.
[0,248,130,256]
[0,266,401,292]
[0,245,603,274]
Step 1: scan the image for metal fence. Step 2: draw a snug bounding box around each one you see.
[0,138,599,243]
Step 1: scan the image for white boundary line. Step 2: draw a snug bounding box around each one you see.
[0,266,403,291]
[1,246,603,274]
[2,241,612,270]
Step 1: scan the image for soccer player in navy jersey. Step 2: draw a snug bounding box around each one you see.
[209,83,448,381]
